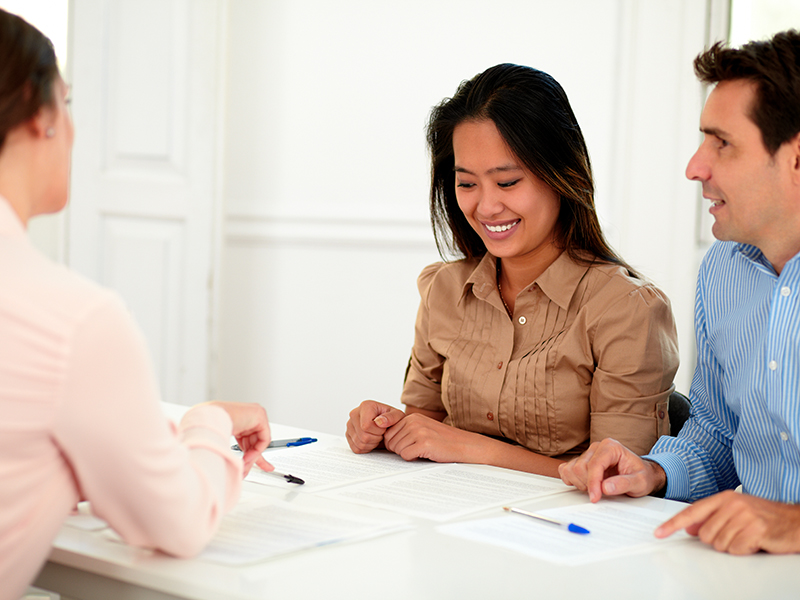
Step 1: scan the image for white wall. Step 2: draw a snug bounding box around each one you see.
[215,0,717,434]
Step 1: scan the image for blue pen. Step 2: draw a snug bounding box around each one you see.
[268,437,317,448]
[503,506,590,535]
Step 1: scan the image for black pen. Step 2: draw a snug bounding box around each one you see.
[230,444,305,484]
[262,471,305,485]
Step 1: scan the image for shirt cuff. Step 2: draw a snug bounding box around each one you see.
[178,404,233,439]
[642,451,690,500]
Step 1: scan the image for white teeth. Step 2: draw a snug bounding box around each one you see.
[486,220,519,233]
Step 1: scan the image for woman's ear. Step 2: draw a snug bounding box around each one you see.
[27,103,57,140]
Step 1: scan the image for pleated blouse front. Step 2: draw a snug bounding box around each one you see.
[401,251,679,458]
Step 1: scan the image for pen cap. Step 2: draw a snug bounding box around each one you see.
[567,523,590,535]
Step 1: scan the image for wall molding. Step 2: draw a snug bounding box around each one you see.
[225,212,437,249]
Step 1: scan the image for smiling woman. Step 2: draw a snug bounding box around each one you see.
[345,64,680,477]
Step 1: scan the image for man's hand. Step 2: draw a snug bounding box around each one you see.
[558,438,666,502]
[345,400,406,454]
[655,490,800,555]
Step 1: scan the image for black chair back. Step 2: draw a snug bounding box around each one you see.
[668,391,692,436]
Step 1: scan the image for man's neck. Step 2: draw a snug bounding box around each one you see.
[760,236,800,275]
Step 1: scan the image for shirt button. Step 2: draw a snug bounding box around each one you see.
[518,316,527,325]
[769,360,778,371]
[781,432,789,441]
[497,362,503,370]
[781,286,791,297]
[486,412,494,421]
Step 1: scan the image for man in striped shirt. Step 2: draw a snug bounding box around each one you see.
[559,29,800,555]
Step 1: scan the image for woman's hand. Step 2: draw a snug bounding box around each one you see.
[382,413,488,463]
[345,400,406,454]
[207,401,274,476]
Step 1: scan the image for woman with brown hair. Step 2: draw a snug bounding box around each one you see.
[346,63,679,477]
[0,10,273,597]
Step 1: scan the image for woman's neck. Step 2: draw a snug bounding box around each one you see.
[496,242,563,314]
[0,131,44,226]
[497,244,562,292]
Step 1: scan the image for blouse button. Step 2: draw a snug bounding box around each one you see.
[497,362,503,370]
[518,316,527,325]
[658,410,666,419]
[487,412,494,421]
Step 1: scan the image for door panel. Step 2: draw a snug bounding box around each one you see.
[69,0,221,405]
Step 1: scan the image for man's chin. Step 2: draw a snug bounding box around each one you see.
[711,222,734,242]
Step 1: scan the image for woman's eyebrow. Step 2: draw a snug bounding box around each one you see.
[453,164,522,175]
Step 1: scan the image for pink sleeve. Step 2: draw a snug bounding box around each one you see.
[52,294,242,557]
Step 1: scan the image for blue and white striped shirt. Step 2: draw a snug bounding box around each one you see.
[646,241,800,503]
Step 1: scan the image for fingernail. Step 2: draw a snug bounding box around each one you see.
[374,415,387,427]
[606,481,616,494]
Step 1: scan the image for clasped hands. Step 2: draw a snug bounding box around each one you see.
[345,400,481,464]
[558,438,800,555]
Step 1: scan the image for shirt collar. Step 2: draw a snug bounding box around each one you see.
[536,251,592,310]
[734,241,800,277]
[463,253,501,303]
[734,242,780,277]
[462,250,591,311]
[0,195,26,238]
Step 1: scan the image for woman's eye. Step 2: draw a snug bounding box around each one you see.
[456,182,475,189]
[498,179,520,188]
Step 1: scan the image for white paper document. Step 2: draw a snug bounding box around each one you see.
[437,498,691,564]
[197,496,409,565]
[320,464,571,521]
[64,513,108,532]
[247,445,437,491]
[64,502,108,531]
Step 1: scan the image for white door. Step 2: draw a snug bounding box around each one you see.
[68,0,223,405]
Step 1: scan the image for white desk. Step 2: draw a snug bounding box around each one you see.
[33,413,800,600]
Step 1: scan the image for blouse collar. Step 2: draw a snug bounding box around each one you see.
[464,250,591,311]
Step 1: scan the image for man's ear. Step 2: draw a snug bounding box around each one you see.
[789,131,800,183]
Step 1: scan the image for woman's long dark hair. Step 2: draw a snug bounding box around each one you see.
[427,63,636,276]
[0,8,59,151]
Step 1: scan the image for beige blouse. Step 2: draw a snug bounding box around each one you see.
[401,251,679,458]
